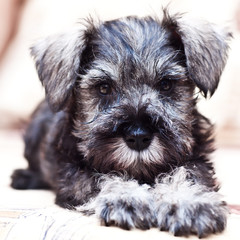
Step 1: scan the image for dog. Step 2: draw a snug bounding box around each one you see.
[11,9,231,238]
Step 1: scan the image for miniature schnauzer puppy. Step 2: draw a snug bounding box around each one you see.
[11,10,231,238]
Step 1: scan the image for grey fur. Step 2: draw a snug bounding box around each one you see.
[31,29,86,111]
[11,9,231,238]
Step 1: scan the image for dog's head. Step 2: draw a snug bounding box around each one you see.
[31,10,231,181]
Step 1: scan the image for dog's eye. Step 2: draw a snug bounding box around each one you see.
[159,79,174,92]
[98,83,112,96]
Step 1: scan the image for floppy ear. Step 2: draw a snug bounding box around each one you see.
[162,11,232,97]
[31,29,86,112]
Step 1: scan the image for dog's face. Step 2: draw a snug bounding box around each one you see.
[31,11,231,182]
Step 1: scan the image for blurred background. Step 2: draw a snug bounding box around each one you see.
[0,0,240,148]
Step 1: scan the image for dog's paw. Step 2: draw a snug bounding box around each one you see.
[99,197,157,230]
[156,201,228,238]
[11,169,50,189]
[78,176,157,230]
[153,167,228,238]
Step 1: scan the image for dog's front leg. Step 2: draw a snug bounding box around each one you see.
[152,167,228,238]
[77,175,157,230]
[55,166,99,209]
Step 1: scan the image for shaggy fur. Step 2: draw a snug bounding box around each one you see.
[11,10,231,238]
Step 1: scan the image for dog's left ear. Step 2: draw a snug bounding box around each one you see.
[162,11,232,97]
[31,29,86,112]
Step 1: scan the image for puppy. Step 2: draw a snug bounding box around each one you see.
[11,10,231,238]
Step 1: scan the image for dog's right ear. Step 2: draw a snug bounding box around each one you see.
[31,29,86,112]
[161,10,232,98]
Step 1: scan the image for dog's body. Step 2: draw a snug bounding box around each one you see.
[11,10,231,237]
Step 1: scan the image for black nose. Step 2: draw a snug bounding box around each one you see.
[124,126,153,151]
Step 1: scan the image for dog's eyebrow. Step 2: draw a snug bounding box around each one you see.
[84,65,117,82]
[156,61,187,80]
[94,67,113,79]
[161,70,187,81]
[80,68,116,88]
